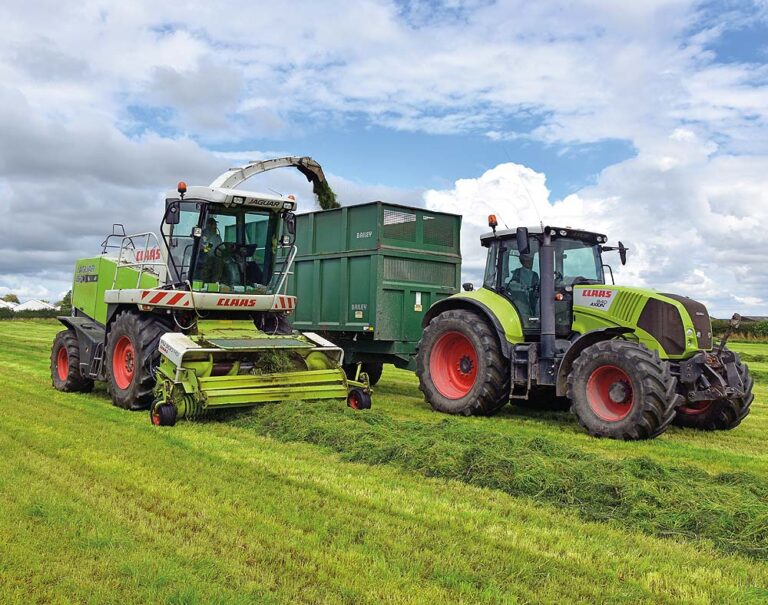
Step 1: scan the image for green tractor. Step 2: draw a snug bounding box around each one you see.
[51,157,371,425]
[416,218,753,439]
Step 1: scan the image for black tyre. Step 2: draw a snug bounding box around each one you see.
[344,362,384,386]
[673,352,754,430]
[347,388,372,410]
[362,362,383,386]
[416,309,510,416]
[106,311,169,410]
[567,340,677,440]
[51,329,94,393]
[150,402,178,426]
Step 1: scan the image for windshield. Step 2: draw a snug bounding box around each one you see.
[554,238,604,286]
[484,236,604,331]
[166,202,277,293]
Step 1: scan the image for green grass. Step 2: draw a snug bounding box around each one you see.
[1,320,767,604]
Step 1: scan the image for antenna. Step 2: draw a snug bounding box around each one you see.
[519,175,544,230]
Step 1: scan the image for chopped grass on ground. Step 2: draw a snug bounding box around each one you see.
[1,320,767,604]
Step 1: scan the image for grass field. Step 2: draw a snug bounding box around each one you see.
[1,320,767,604]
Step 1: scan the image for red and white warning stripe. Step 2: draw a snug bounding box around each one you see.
[139,289,192,308]
[272,295,296,310]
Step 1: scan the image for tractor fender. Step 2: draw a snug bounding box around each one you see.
[555,327,635,396]
[422,295,520,358]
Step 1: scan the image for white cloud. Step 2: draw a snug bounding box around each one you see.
[423,131,768,316]
[0,0,766,316]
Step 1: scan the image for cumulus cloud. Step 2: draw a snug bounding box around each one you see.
[423,131,768,316]
[0,0,766,315]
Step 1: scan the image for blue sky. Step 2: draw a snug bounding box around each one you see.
[0,0,767,315]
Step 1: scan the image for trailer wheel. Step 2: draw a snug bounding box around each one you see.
[567,340,677,440]
[344,363,384,386]
[673,352,753,430]
[150,402,178,426]
[51,329,94,393]
[107,311,169,410]
[416,309,509,416]
[347,388,372,410]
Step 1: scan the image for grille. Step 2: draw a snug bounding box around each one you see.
[611,291,645,323]
[660,293,713,349]
[383,209,416,242]
[423,214,455,247]
[383,257,455,287]
[637,300,685,355]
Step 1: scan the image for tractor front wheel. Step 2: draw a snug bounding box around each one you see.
[416,309,509,416]
[673,352,754,430]
[106,311,169,410]
[51,329,94,393]
[567,340,677,440]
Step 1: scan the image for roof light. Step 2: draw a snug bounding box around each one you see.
[287,195,296,201]
[177,181,187,195]
[488,215,498,228]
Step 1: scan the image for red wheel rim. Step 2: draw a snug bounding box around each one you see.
[151,407,161,426]
[678,400,713,415]
[586,365,634,421]
[56,346,69,381]
[429,331,478,399]
[348,391,361,410]
[112,335,135,390]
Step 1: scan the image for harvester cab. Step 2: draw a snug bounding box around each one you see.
[417,219,753,440]
[52,157,371,426]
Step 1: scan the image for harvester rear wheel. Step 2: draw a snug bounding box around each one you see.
[51,329,94,393]
[106,311,169,410]
[416,309,509,416]
[567,340,677,440]
[673,352,753,430]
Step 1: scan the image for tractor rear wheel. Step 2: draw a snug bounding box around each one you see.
[567,340,677,440]
[673,352,753,430]
[106,311,169,410]
[51,329,94,393]
[416,309,509,416]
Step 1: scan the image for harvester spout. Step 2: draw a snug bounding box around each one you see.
[209,156,339,210]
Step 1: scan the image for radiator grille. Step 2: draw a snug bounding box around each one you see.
[611,291,645,323]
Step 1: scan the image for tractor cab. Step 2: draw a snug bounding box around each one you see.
[480,225,610,338]
[161,185,297,296]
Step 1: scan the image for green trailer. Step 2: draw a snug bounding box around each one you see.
[285,202,462,382]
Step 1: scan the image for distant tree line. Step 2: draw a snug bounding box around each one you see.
[711,318,768,340]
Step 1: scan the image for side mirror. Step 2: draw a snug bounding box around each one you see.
[618,241,627,266]
[516,227,530,255]
[284,211,296,236]
[164,200,180,225]
[462,282,474,292]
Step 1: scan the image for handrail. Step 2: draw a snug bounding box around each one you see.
[111,232,173,289]
[272,245,297,295]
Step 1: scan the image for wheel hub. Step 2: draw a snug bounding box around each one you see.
[458,355,474,375]
[608,381,630,404]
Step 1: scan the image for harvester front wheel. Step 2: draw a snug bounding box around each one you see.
[673,352,754,430]
[416,309,509,416]
[347,388,372,410]
[150,402,178,426]
[106,311,169,410]
[567,340,677,440]
[51,329,94,393]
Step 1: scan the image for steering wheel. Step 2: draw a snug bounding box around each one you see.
[213,242,257,259]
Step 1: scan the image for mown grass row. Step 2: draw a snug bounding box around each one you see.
[229,400,768,560]
[3,321,768,603]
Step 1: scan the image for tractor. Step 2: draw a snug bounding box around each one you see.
[416,218,754,439]
[51,157,371,425]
